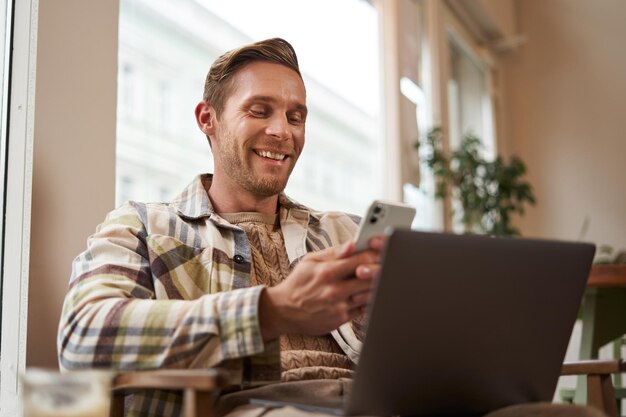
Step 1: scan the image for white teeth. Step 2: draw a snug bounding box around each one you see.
[257,150,286,161]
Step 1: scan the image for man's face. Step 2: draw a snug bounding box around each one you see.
[210,61,307,197]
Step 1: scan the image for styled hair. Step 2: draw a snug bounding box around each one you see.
[202,38,302,117]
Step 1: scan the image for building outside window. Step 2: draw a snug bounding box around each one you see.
[116,0,383,216]
[156,79,172,133]
[119,63,135,118]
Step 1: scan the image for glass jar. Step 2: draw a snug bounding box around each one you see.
[21,369,112,417]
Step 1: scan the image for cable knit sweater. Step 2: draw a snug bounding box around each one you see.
[220,212,354,382]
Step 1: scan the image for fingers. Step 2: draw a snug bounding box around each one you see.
[304,237,383,268]
[329,275,373,307]
[355,263,380,280]
[368,235,387,252]
[303,248,378,283]
[347,299,371,321]
[338,240,356,259]
[327,250,380,280]
[305,235,384,264]
[350,290,372,306]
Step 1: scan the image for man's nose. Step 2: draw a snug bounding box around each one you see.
[265,114,291,140]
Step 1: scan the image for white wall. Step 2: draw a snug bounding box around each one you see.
[478,0,516,38]
[447,0,516,40]
[27,0,118,367]
[501,0,626,250]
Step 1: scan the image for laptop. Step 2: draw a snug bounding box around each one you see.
[251,230,595,416]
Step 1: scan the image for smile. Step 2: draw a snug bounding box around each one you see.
[255,150,287,161]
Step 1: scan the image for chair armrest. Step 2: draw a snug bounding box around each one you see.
[562,359,626,376]
[113,368,230,393]
[561,359,626,417]
[111,369,232,417]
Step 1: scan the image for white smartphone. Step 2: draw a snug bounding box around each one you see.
[354,200,416,252]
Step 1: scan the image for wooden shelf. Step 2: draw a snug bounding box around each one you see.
[587,265,626,288]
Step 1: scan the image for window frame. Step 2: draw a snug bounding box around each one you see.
[444,5,497,155]
[1,0,38,414]
[416,0,499,231]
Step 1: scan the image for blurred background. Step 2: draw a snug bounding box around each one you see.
[1,0,625,411]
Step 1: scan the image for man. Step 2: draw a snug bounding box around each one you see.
[58,38,380,417]
[59,38,602,417]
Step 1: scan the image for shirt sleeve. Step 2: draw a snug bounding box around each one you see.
[57,204,280,383]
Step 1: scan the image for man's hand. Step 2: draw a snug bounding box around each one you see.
[259,237,384,341]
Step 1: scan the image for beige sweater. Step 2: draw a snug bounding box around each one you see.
[220,212,354,382]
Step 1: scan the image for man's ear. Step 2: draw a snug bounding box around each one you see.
[195,101,217,136]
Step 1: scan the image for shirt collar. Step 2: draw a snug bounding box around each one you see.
[171,173,315,221]
[172,174,314,263]
[171,174,215,220]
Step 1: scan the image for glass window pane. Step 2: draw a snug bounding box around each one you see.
[446,36,496,232]
[116,0,383,215]
[447,38,495,158]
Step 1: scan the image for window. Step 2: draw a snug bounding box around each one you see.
[119,63,135,118]
[1,0,37,412]
[444,12,497,232]
[117,175,135,205]
[156,79,171,132]
[116,0,383,215]
[400,0,499,232]
[447,35,495,158]
[385,0,441,231]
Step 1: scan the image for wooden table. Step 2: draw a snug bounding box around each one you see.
[572,265,626,405]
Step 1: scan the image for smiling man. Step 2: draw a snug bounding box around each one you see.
[58,38,381,417]
[196,59,306,211]
[57,38,603,417]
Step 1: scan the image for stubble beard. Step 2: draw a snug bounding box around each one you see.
[218,127,296,197]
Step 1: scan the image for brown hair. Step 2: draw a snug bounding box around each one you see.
[202,38,302,117]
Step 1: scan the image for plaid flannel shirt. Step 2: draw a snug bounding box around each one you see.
[58,174,362,417]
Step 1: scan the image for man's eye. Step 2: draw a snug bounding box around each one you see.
[288,113,304,124]
[250,108,267,117]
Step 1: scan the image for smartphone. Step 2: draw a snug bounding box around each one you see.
[354,200,416,252]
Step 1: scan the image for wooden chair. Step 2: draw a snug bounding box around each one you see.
[561,359,626,417]
[108,360,625,417]
[110,368,231,417]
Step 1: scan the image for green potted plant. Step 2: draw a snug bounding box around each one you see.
[416,127,536,236]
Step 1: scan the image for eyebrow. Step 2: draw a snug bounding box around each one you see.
[245,95,308,114]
